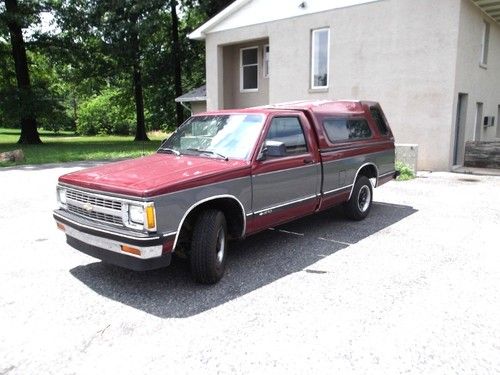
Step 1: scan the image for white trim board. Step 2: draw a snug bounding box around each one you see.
[189,0,381,40]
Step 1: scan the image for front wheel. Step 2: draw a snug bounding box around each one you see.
[343,176,373,221]
[190,209,228,284]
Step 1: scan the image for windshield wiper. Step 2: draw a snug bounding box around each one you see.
[158,147,181,156]
[186,148,228,161]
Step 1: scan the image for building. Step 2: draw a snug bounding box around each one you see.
[183,0,500,170]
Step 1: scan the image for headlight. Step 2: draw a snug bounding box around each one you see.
[126,203,156,231]
[58,188,67,207]
[128,205,144,224]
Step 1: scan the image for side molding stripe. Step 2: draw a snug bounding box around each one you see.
[252,195,317,216]
[323,184,353,195]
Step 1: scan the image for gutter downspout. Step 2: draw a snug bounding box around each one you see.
[178,101,192,115]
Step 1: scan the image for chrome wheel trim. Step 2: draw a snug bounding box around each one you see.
[357,185,371,212]
[216,228,225,264]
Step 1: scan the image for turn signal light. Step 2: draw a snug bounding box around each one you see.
[57,222,65,231]
[145,206,156,230]
[121,245,141,256]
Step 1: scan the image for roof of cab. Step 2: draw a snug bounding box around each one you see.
[260,100,367,115]
[195,100,373,117]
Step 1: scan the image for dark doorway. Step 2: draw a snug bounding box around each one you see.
[474,102,483,141]
[453,93,468,166]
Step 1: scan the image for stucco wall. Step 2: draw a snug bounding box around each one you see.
[205,0,465,170]
[190,102,207,114]
[222,40,269,109]
[451,0,500,165]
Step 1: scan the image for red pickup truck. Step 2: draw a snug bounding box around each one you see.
[54,100,397,283]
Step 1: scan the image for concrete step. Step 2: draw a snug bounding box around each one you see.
[464,141,500,169]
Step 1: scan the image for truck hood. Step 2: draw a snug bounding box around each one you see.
[59,154,251,198]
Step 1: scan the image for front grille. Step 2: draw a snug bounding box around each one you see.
[67,204,123,225]
[66,190,122,211]
[65,188,124,227]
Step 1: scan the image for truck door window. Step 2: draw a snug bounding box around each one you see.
[265,117,308,156]
[323,118,372,142]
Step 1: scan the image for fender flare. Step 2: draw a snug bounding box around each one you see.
[172,194,247,250]
[348,163,379,200]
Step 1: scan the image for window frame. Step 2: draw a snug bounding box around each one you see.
[310,27,330,90]
[322,117,373,144]
[262,116,309,158]
[240,46,259,93]
[263,44,270,79]
[480,20,490,68]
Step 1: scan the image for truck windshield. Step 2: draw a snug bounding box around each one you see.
[159,114,265,160]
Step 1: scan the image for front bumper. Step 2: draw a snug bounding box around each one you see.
[54,210,173,271]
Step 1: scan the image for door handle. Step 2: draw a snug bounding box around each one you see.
[303,158,314,164]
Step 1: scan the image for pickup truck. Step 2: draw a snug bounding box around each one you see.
[54,100,397,284]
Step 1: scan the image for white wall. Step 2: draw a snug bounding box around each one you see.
[205,0,463,170]
[452,0,500,162]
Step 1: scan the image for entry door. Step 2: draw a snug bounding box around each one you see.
[250,115,321,231]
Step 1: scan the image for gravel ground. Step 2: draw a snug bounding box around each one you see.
[0,163,499,375]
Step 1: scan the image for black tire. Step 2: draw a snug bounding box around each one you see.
[190,209,228,284]
[343,175,373,221]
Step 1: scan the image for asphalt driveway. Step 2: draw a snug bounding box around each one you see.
[1,163,499,374]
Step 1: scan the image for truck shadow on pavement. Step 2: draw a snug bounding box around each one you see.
[70,202,417,318]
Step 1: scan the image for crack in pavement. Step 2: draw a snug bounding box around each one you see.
[81,324,111,353]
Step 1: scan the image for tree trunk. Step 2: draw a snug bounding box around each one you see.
[133,62,148,141]
[5,0,42,144]
[130,15,149,142]
[170,0,184,127]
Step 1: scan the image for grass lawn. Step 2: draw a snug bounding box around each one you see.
[0,128,168,168]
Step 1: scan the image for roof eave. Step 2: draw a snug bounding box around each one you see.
[175,97,207,103]
[471,0,500,24]
[188,0,252,40]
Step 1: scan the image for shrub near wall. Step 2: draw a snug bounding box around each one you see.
[77,89,136,135]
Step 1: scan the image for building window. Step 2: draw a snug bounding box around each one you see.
[480,21,490,67]
[240,46,259,92]
[311,28,330,89]
[323,118,372,142]
[263,44,270,78]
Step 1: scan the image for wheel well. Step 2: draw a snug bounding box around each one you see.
[357,164,378,181]
[175,197,245,253]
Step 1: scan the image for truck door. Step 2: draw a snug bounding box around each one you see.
[249,114,321,233]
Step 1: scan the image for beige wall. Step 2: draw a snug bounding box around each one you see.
[206,25,270,110]
[222,39,269,109]
[451,0,500,165]
[204,0,500,170]
[190,102,207,114]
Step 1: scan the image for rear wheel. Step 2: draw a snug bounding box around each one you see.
[190,209,228,284]
[343,176,373,221]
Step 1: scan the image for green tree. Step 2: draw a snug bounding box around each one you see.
[52,0,171,141]
[1,0,43,143]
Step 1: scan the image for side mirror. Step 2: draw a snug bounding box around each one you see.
[257,140,286,160]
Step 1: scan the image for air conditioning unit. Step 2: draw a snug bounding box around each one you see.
[483,116,495,127]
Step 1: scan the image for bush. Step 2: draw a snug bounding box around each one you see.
[77,90,136,135]
[396,161,415,181]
